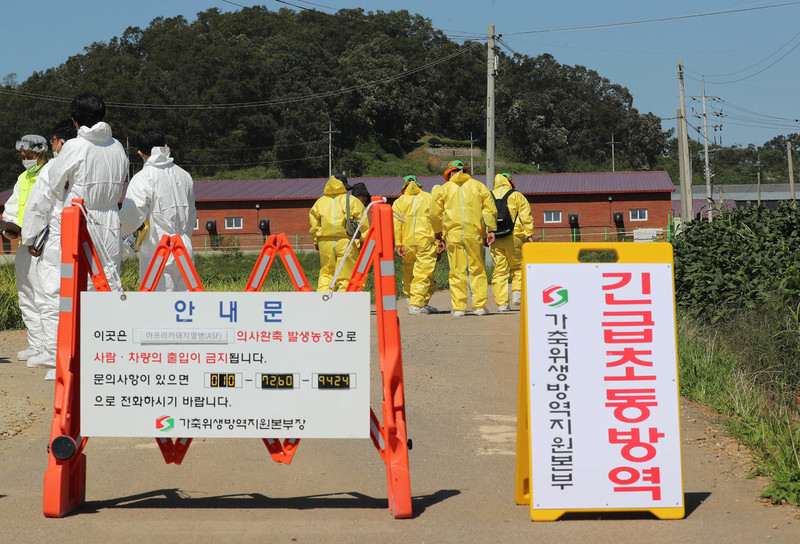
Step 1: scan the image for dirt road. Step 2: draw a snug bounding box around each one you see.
[0,290,797,543]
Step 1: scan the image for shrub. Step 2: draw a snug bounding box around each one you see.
[674,203,800,323]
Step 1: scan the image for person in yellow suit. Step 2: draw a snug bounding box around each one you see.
[392,175,442,315]
[309,174,369,292]
[434,160,497,316]
[490,173,534,311]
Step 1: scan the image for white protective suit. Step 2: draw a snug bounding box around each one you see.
[19,161,65,360]
[4,164,46,354]
[39,122,129,291]
[119,146,197,291]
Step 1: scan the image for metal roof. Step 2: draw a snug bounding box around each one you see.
[671,199,736,216]
[193,171,674,202]
[673,183,796,202]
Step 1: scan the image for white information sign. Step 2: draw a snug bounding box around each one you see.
[527,263,683,510]
[80,291,370,439]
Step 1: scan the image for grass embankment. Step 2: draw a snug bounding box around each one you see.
[197,134,543,181]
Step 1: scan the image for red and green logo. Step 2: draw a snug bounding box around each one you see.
[543,285,568,307]
[156,415,174,432]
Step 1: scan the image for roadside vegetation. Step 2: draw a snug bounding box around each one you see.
[674,202,800,505]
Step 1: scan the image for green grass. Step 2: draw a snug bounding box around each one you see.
[678,311,800,504]
[0,264,23,330]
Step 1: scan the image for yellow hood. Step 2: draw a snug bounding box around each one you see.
[324,175,348,196]
[494,174,513,192]
[448,171,471,185]
[402,181,422,196]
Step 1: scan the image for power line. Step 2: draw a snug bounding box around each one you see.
[690,29,800,78]
[0,43,481,111]
[177,153,329,168]
[501,2,800,36]
[696,37,800,84]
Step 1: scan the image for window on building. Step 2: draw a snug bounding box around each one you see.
[630,208,648,221]
[194,218,199,230]
[544,211,562,223]
[225,217,243,230]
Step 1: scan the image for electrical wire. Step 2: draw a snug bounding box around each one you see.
[267,0,486,40]
[0,43,481,111]
[689,29,800,78]
[175,153,329,168]
[702,37,800,84]
[501,1,800,36]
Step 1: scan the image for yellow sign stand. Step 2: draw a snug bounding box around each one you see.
[515,242,684,521]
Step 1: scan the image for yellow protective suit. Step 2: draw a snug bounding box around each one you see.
[309,176,369,292]
[490,174,534,307]
[392,182,442,307]
[434,171,497,312]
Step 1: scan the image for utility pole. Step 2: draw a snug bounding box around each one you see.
[606,133,618,172]
[757,170,762,206]
[324,121,340,178]
[469,131,475,173]
[701,76,712,223]
[486,25,497,192]
[757,148,762,207]
[788,141,796,207]
[126,136,131,183]
[677,61,693,222]
[485,25,497,267]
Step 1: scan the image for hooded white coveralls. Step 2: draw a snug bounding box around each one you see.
[490,174,534,307]
[434,171,497,312]
[38,122,129,291]
[120,147,197,291]
[392,181,441,307]
[308,176,369,292]
[19,161,65,359]
[5,165,46,353]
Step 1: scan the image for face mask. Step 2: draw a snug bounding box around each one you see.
[22,159,39,171]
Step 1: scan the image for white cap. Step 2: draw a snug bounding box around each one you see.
[15,134,48,152]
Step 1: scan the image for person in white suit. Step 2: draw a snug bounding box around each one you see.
[120,129,197,291]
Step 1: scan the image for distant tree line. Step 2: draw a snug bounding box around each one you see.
[1,6,671,191]
[658,133,800,187]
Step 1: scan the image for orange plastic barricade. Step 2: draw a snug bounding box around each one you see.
[43,200,108,517]
[42,197,413,519]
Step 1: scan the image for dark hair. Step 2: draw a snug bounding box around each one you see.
[53,118,77,141]
[70,93,106,127]
[333,173,349,189]
[135,129,166,154]
[350,182,371,199]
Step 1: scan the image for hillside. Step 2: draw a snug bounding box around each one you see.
[0,7,664,191]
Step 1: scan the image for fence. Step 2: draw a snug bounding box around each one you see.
[197,227,673,254]
[195,234,318,255]
[532,225,673,243]
[2,227,675,260]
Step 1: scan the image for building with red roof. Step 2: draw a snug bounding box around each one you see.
[2,171,676,253]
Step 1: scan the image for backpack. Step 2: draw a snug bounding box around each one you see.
[344,194,360,238]
[493,189,517,238]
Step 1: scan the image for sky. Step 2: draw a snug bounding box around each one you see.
[3,1,800,148]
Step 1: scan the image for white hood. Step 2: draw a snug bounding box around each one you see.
[146,146,175,168]
[77,121,114,145]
